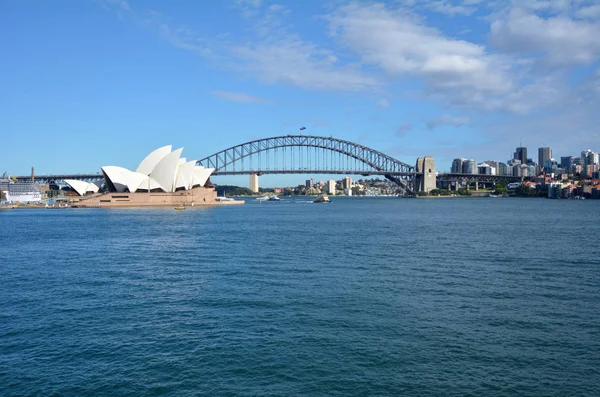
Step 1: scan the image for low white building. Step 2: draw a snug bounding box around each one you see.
[65,145,214,195]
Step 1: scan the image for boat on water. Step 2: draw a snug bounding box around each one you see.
[216,196,235,202]
[174,206,185,210]
[313,194,331,203]
[268,196,280,201]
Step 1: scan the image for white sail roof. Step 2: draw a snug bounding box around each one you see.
[136,145,172,176]
[176,160,197,190]
[149,148,184,193]
[101,166,152,193]
[192,166,214,188]
[98,145,212,193]
[101,166,131,192]
[64,179,100,196]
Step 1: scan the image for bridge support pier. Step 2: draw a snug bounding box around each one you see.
[475,181,479,191]
[249,173,259,193]
[415,156,436,194]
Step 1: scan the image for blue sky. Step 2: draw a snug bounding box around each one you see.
[2,0,599,187]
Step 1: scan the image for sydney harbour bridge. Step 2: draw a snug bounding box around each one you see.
[15,135,521,194]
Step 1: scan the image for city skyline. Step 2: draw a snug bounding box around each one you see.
[2,1,600,187]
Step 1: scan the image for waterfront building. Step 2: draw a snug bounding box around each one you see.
[305,178,313,189]
[548,182,564,199]
[514,147,527,165]
[327,180,336,195]
[343,176,352,189]
[462,159,476,174]
[66,145,214,195]
[451,158,465,173]
[538,147,552,171]
[61,146,241,208]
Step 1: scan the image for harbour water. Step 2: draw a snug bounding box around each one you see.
[1,198,599,396]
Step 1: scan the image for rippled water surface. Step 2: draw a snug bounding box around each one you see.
[1,197,599,396]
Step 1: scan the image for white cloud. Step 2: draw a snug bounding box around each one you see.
[427,114,470,129]
[235,0,262,8]
[101,0,600,122]
[231,37,379,91]
[210,91,271,104]
[328,3,513,105]
[425,1,476,16]
[489,6,600,66]
[377,99,389,108]
[575,4,600,20]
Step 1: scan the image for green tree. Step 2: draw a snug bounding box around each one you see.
[0,190,6,201]
[351,186,363,196]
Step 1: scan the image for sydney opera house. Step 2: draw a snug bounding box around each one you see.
[66,145,241,207]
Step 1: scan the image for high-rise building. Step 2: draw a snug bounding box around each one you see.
[514,147,527,165]
[343,176,352,189]
[561,156,574,171]
[477,163,495,175]
[327,180,336,195]
[498,162,508,176]
[451,158,465,173]
[538,147,552,171]
[305,178,314,188]
[462,159,476,174]
[484,160,499,171]
[581,150,599,177]
[581,150,599,166]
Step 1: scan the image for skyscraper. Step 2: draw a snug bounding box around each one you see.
[538,147,552,171]
[462,159,476,174]
[514,147,527,165]
[561,156,574,171]
[451,158,464,173]
[343,176,352,189]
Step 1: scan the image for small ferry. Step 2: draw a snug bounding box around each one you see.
[268,196,280,201]
[313,194,331,203]
[174,205,185,210]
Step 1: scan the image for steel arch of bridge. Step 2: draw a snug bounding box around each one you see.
[198,135,416,191]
